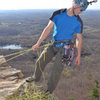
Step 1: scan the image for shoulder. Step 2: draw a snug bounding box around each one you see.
[53,9,66,16]
[76,15,83,26]
[50,9,66,20]
[76,15,83,33]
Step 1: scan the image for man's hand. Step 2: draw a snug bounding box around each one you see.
[75,55,81,65]
[32,43,40,51]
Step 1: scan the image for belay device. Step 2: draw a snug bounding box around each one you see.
[74,0,98,11]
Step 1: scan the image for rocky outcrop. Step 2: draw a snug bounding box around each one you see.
[0,55,24,100]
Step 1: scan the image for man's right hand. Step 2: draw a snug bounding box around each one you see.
[32,43,40,51]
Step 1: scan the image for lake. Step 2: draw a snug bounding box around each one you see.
[0,44,23,50]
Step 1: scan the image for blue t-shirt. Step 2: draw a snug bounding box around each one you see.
[49,9,83,41]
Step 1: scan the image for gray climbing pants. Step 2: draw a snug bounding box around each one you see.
[32,44,64,93]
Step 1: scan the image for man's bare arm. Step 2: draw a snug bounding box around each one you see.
[36,20,54,46]
[75,33,82,65]
[32,20,54,51]
[76,34,82,57]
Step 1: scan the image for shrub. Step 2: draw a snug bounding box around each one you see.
[88,80,99,100]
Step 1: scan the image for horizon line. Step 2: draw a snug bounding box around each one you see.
[0,8,99,11]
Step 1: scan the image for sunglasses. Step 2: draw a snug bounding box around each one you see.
[73,7,83,11]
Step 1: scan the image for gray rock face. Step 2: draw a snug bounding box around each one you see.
[0,55,24,100]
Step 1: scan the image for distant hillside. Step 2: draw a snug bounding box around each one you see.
[0,10,99,46]
[0,9,100,100]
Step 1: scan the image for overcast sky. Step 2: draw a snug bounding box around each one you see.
[0,0,99,10]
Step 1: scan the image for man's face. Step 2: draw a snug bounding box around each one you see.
[73,3,82,15]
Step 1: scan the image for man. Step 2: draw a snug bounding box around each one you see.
[26,0,90,93]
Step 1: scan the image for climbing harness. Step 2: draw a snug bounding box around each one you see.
[53,40,75,67]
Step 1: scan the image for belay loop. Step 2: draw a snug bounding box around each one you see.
[62,43,75,67]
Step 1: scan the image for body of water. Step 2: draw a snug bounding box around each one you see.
[0,44,23,50]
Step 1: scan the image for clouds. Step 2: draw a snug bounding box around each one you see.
[0,0,99,10]
[0,0,72,10]
[88,0,100,10]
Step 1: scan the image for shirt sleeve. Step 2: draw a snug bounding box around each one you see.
[75,15,83,34]
[49,9,66,24]
[75,23,83,34]
[49,11,57,23]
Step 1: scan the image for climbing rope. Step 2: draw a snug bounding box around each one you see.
[0,42,54,88]
[0,42,53,65]
[0,48,32,65]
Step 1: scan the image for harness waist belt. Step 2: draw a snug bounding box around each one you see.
[54,40,74,44]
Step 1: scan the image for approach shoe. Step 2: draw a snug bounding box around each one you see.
[26,77,35,82]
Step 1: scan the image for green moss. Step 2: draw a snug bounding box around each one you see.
[63,68,71,78]
[68,96,75,100]
[87,73,92,80]
[5,83,55,100]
